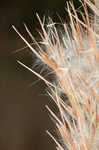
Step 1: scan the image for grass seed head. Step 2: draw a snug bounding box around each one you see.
[15,0,99,150]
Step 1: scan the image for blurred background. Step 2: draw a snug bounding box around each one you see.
[0,0,88,150]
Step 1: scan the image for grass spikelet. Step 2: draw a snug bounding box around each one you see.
[14,0,99,150]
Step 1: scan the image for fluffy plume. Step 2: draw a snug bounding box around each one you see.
[14,0,99,150]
